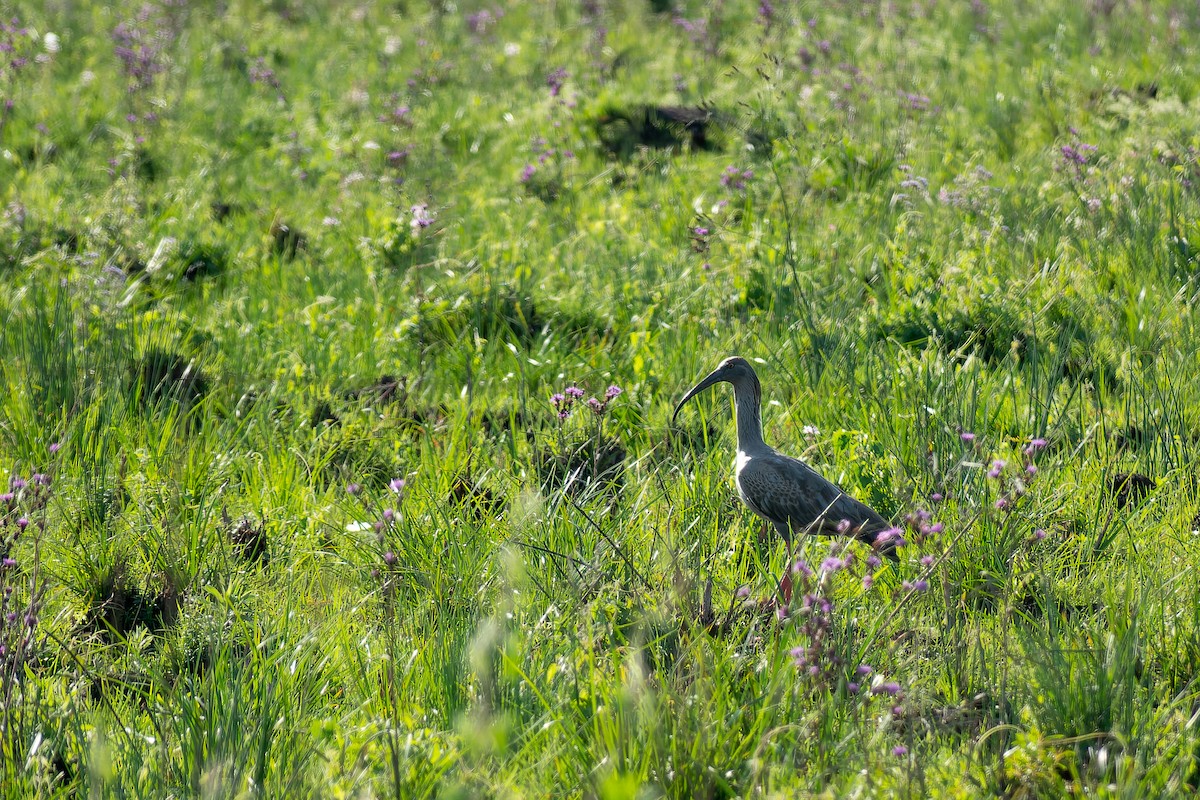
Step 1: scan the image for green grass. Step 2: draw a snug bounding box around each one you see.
[3,0,1200,796]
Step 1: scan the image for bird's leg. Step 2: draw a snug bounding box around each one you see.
[777,530,794,606]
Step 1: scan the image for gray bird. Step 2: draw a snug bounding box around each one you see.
[672,357,899,568]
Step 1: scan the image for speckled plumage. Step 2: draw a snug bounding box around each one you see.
[673,356,898,560]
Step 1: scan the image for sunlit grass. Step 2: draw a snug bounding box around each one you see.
[2,0,1200,796]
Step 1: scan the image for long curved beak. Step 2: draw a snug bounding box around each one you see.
[671,368,726,424]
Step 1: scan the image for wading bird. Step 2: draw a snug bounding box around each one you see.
[673,357,899,599]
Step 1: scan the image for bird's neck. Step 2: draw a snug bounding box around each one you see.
[732,375,767,453]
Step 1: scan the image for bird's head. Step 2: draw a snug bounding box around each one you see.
[672,356,760,423]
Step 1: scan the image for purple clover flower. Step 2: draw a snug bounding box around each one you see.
[820,556,843,573]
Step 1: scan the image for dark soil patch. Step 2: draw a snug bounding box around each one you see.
[593,104,720,158]
[226,511,269,567]
[1107,472,1156,509]
[448,474,505,521]
[270,219,307,259]
[536,435,626,497]
[478,403,531,441]
[310,398,340,428]
[134,349,210,407]
[80,559,181,641]
[178,240,231,281]
[210,200,241,223]
[409,287,611,352]
[343,374,406,407]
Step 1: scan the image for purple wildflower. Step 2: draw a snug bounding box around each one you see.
[604,385,622,401]
[720,165,754,192]
[409,204,434,231]
[389,478,406,494]
[546,67,568,97]
[960,431,976,443]
[893,745,909,756]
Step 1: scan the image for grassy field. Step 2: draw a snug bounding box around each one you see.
[3,0,1200,796]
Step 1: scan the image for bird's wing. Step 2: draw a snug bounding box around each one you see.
[739,454,889,539]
